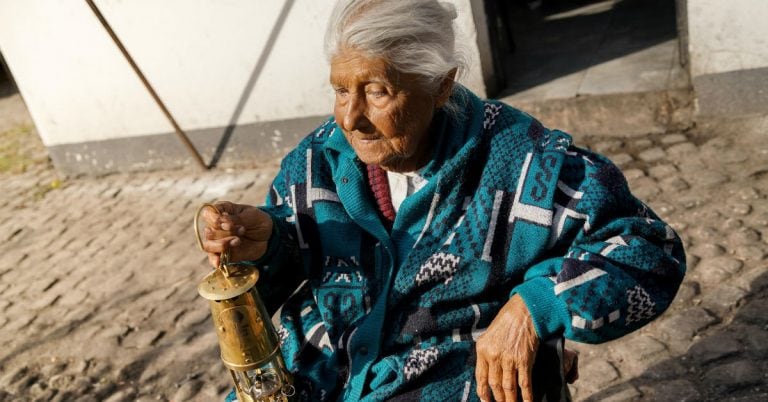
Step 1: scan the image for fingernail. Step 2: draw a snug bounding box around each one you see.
[237,226,246,235]
[229,238,241,247]
[221,223,231,231]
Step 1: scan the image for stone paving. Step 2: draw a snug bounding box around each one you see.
[1,109,768,400]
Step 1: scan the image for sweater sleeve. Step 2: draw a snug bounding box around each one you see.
[250,162,308,315]
[511,147,686,344]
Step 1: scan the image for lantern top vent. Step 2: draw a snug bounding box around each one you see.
[198,264,259,301]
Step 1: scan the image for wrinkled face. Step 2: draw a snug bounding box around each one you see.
[330,49,437,172]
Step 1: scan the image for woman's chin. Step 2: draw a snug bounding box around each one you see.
[356,153,400,170]
[352,143,388,164]
[356,153,388,167]
[350,144,414,171]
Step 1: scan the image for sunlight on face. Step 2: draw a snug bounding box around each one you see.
[330,49,437,172]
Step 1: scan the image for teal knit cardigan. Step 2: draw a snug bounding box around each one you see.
[247,88,685,401]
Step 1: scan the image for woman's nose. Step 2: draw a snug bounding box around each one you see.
[342,95,370,132]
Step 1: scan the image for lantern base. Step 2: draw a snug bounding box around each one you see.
[230,367,295,402]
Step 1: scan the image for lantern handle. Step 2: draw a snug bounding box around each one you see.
[194,203,235,277]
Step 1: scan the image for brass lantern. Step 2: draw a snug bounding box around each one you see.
[195,204,294,401]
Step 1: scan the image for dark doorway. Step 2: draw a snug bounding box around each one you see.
[0,52,17,98]
[483,0,679,98]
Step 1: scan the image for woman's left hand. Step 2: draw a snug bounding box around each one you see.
[475,294,539,402]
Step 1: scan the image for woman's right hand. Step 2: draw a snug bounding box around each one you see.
[200,201,273,268]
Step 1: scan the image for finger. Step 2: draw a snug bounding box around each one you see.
[200,204,225,226]
[207,253,220,268]
[216,211,263,239]
[207,205,270,241]
[236,207,273,240]
[201,236,241,253]
[489,360,504,402]
[518,363,534,402]
[502,357,517,402]
[205,225,243,240]
[217,213,242,232]
[213,201,238,214]
[201,202,243,229]
[475,357,491,402]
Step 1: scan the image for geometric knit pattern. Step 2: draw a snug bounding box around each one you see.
[625,285,656,324]
[415,252,461,286]
[404,347,440,381]
[249,86,686,401]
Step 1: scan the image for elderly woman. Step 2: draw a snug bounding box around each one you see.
[201,0,685,401]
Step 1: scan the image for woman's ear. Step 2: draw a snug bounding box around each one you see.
[435,68,458,108]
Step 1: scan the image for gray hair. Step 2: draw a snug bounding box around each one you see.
[324,0,467,111]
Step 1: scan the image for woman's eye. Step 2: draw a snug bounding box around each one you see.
[334,88,349,96]
[366,90,387,99]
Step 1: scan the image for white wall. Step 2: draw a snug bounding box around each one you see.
[687,0,768,77]
[454,0,489,95]
[0,0,487,147]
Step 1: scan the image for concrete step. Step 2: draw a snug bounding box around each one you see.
[502,86,694,138]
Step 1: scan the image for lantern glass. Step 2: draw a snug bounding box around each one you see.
[232,363,286,399]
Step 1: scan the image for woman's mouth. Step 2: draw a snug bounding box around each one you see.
[356,135,382,144]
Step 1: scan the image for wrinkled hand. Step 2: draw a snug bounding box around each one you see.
[475,294,539,402]
[200,201,273,268]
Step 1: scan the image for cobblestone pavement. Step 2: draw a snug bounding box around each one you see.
[1,107,767,400]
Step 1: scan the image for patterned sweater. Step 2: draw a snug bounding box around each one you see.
[251,88,686,401]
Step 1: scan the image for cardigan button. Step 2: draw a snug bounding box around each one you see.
[341,177,349,184]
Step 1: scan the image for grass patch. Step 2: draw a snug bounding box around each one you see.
[0,124,49,173]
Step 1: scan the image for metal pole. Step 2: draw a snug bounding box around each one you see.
[84,0,209,170]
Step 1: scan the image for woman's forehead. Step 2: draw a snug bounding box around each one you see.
[330,50,395,85]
